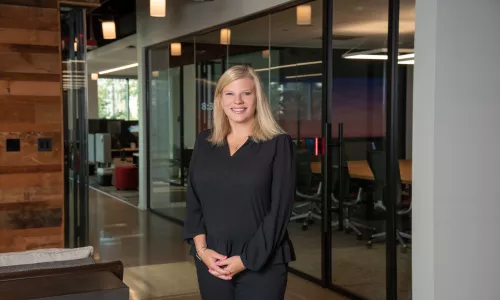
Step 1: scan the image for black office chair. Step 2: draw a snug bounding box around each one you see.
[290,150,322,230]
[366,150,412,252]
[330,145,374,239]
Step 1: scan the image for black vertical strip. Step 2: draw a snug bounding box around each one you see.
[338,123,344,232]
[399,68,407,159]
[180,66,185,186]
[145,48,152,209]
[321,0,334,287]
[78,8,89,247]
[386,0,400,298]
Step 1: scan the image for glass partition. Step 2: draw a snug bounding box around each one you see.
[146,0,411,298]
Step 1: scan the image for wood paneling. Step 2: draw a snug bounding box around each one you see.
[0,28,59,46]
[0,5,58,31]
[0,228,63,252]
[0,132,62,166]
[0,80,61,96]
[0,52,60,74]
[0,3,65,253]
[0,0,58,8]
[0,44,59,55]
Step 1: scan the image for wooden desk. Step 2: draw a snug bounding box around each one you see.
[311,160,412,184]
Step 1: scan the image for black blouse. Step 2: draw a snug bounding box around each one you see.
[183,130,296,271]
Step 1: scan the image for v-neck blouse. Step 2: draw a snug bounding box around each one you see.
[183,129,296,271]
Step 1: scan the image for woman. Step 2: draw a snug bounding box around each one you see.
[183,65,296,300]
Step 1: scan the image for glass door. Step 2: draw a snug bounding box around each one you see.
[61,5,89,248]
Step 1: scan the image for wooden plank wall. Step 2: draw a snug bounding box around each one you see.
[0,0,98,253]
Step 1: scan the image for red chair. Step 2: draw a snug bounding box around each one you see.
[115,165,138,190]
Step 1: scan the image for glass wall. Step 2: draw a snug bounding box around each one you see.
[146,0,414,298]
[398,1,415,299]
[98,78,139,120]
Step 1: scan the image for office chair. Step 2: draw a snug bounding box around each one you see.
[330,145,375,239]
[366,150,412,252]
[290,150,322,230]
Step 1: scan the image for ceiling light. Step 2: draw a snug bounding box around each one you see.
[398,59,414,65]
[344,54,388,60]
[171,43,182,56]
[150,0,166,17]
[98,63,138,75]
[220,28,231,45]
[91,73,98,80]
[254,60,322,72]
[296,5,312,26]
[262,49,270,59]
[102,21,116,39]
[152,71,159,77]
[286,73,322,79]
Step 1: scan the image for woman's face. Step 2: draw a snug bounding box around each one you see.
[221,77,257,125]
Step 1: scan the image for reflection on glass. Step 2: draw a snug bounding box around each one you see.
[398,0,415,299]
[330,1,389,299]
[268,1,324,280]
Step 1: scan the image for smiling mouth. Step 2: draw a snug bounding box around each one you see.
[231,108,247,114]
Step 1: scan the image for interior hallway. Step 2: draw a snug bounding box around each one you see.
[89,189,348,300]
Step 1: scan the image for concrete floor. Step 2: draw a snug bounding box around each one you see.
[89,189,349,300]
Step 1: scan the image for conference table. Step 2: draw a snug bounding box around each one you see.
[310,160,412,184]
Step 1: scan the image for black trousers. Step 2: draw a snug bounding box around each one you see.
[194,258,288,300]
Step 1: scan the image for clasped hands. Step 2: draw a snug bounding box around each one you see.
[200,249,246,280]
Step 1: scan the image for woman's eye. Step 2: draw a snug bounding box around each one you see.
[243,92,251,96]
[225,92,233,96]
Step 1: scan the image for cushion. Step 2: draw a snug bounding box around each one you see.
[0,246,94,267]
[0,257,95,274]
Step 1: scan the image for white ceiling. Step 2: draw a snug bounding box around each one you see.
[87,0,415,77]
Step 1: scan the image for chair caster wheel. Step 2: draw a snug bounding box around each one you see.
[345,228,352,234]
[301,224,309,231]
[366,242,373,249]
[356,234,363,241]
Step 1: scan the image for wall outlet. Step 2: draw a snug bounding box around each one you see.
[6,139,20,152]
[38,138,52,152]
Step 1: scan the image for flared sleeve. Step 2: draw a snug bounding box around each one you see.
[240,134,296,271]
[183,133,206,244]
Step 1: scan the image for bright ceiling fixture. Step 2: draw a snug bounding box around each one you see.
[150,0,166,17]
[262,49,270,59]
[102,21,116,39]
[98,63,138,75]
[296,5,312,26]
[343,48,415,63]
[254,60,322,72]
[286,73,322,79]
[220,28,231,45]
[171,43,182,56]
[91,73,99,80]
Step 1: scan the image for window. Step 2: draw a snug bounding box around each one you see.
[98,78,139,120]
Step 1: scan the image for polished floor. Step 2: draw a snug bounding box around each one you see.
[89,189,349,300]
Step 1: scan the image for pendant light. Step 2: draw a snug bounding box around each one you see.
[220,28,231,45]
[171,43,182,56]
[102,21,116,39]
[91,73,99,80]
[296,5,312,26]
[150,0,166,17]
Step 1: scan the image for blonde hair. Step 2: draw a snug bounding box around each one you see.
[208,65,284,146]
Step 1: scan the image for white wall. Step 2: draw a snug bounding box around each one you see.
[413,0,500,299]
[135,0,294,209]
[87,75,99,119]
